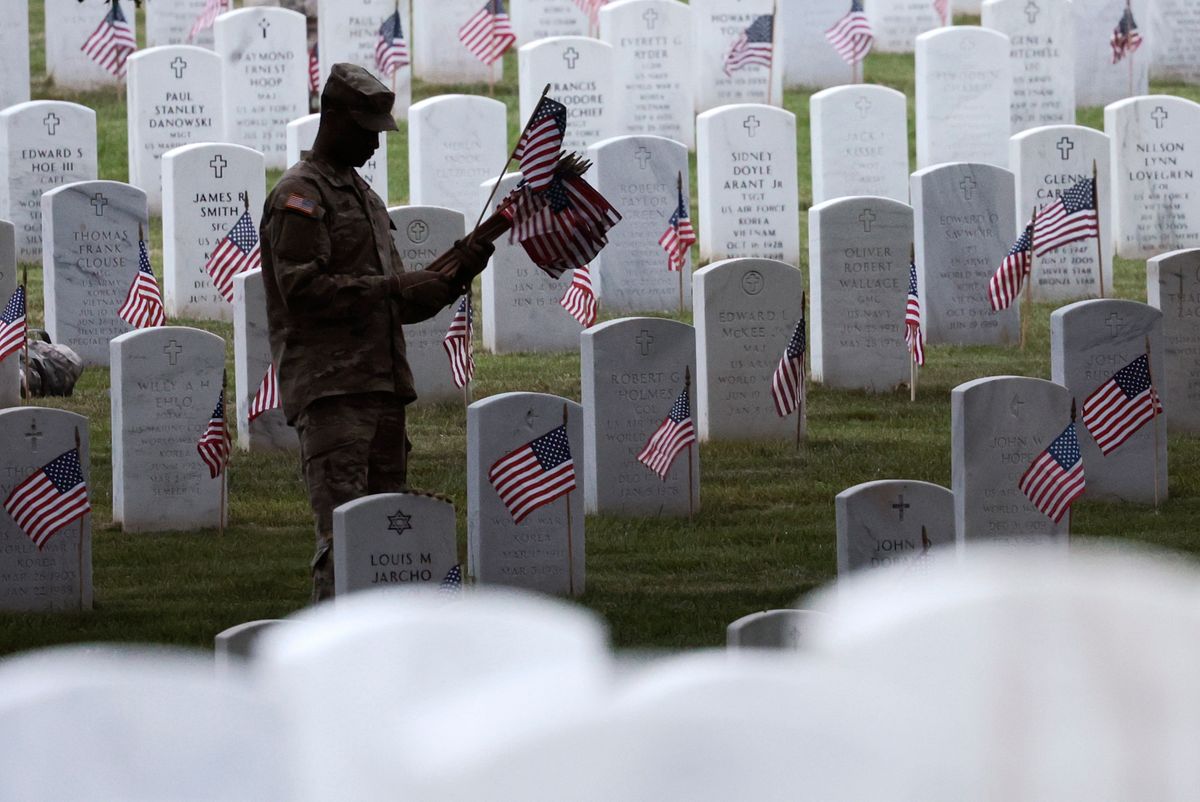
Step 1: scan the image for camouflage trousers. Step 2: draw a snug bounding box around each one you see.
[295,392,411,603]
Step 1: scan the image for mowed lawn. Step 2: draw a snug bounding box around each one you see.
[3,7,1200,654]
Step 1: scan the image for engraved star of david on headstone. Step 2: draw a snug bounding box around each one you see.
[387,509,412,536]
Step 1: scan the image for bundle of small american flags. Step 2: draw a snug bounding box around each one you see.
[459,0,516,66]
[560,265,597,328]
[513,96,568,191]
[82,0,137,78]
[376,10,410,77]
[724,14,775,76]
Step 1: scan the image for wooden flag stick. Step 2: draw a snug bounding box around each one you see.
[21,264,29,402]
[469,83,552,241]
[220,368,228,536]
[796,290,807,451]
[676,172,685,314]
[1068,399,1078,539]
[75,425,85,611]
[686,365,695,520]
[1146,334,1162,512]
[766,0,779,105]
[1092,159,1105,298]
[562,403,577,597]
[1021,206,1037,350]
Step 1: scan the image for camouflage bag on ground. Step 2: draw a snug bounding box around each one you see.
[20,331,84,397]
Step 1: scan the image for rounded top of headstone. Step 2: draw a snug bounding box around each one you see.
[809,194,913,215]
[951,374,1065,397]
[0,99,95,121]
[916,24,1010,47]
[408,94,506,114]
[1104,93,1200,115]
[1010,123,1109,146]
[322,63,398,133]
[126,44,219,68]
[1049,298,1161,326]
[911,161,1013,181]
[835,479,953,502]
[518,35,613,54]
[588,133,688,156]
[1147,247,1200,269]
[697,102,796,125]
[809,84,906,104]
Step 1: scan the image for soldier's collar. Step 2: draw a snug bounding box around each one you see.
[305,155,361,189]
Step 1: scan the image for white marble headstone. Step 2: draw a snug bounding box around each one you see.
[1148,0,1200,84]
[41,181,146,366]
[0,0,30,109]
[45,0,137,90]
[868,0,943,54]
[511,0,591,44]
[146,0,217,49]
[810,85,909,205]
[581,317,698,516]
[388,205,468,405]
[285,113,389,203]
[162,142,267,322]
[587,135,691,313]
[519,37,617,154]
[911,162,1019,345]
[693,257,805,442]
[234,269,297,452]
[780,0,859,89]
[0,220,16,409]
[981,0,1075,133]
[599,0,696,149]
[1050,299,1166,503]
[1147,249,1200,434]
[317,0,412,117]
[333,492,459,596]
[697,103,800,265]
[111,326,226,532]
[1073,0,1149,107]
[0,407,92,611]
[215,7,309,169]
[1009,124,1112,302]
[412,0,504,85]
[467,393,586,596]
[690,0,782,112]
[952,375,1072,545]
[0,101,98,262]
[835,480,955,575]
[1105,95,1200,260]
[726,609,819,649]
[408,95,508,222]
[915,27,1012,169]
[809,196,914,392]
[480,173,580,354]
[126,46,225,214]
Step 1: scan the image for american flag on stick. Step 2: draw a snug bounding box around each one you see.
[513,96,568,191]
[206,202,261,303]
[560,265,597,328]
[724,14,775,76]
[572,0,609,26]
[197,388,231,479]
[825,0,874,65]
[308,44,320,93]
[3,447,91,550]
[770,319,806,418]
[187,0,229,42]
[1032,178,1099,258]
[443,295,475,388]
[459,0,516,67]
[0,286,27,363]
[1082,353,1163,455]
[248,364,280,423]
[440,564,464,594]
[658,175,695,273]
[376,10,410,77]
[637,380,696,481]
[1019,419,1086,523]
[987,220,1033,312]
[489,424,577,523]
[933,0,950,25]
[82,0,137,78]
[118,234,166,329]
[905,260,925,366]
[1110,5,1143,64]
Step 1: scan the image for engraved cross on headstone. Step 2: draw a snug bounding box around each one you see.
[743,115,760,137]
[525,408,540,429]
[1056,136,1074,160]
[1152,106,1169,129]
[210,155,228,179]
[1105,312,1126,337]
[635,329,655,355]
[634,146,652,169]
[1024,0,1040,23]
[959,175,977,201]
[407,219,428,243]
[1010,394,1025,418]
[170,57,188,79]
[25,419,43,452]
[855,96,872,117]
[43,112,61,136]
[892,494,910,521]
[258,17,271,38]
[163,339,183,365]
[643,8,658,29]
[858,209,876,232]
[90,193,108,216]
[562,47,580,69]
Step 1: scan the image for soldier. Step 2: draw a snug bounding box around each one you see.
[260,63,492,601]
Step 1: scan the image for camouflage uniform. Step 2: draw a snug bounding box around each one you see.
[259,65,453,601]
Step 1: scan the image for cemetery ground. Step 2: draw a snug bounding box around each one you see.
[4,9,1200,654]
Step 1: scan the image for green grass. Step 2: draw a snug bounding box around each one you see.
[4,6,1200,654]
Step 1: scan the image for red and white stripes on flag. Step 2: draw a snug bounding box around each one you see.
[443,295,474,388]
[637,383,696,481]
[206,209,261,303]
[512,96,568,191]
[560,265,597,328]
[905,260,925,366]
[723,14,774,77]
[933,0,950,25]
[308,44,320,93]
[825,0,873,65]
[488,424,577,523]
[187,0,229,42]
[1031,178,1099,258]
[458,0,516,66]
[375,10,410,77]
[0,286,27,363]
[987,221,1033,312]
[1081,353,1163,455]
[82,0,137,78]
[3,448,91,550]
[1019,421,1085,523]
[572,0,609,26]
[770,320,806,418]
[658,181,696,272]
[118,238,166,329]
[248,364,280,422]
[501,174,622,279]
[197,389,231,479]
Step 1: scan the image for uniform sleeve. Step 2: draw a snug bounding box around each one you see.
[263,179,393,322]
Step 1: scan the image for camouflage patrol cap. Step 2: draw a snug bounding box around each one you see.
[321,63,399,132]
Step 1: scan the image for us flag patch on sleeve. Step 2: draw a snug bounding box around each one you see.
[285,193,318,216]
